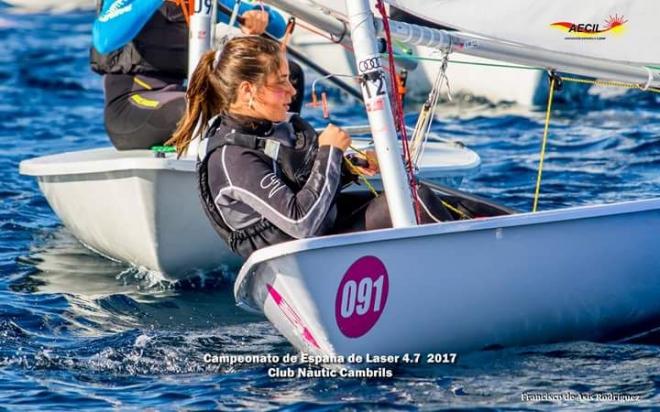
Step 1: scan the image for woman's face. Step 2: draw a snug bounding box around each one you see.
[253,58,297,122]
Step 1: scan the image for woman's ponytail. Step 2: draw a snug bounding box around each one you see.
[167,36,283,156]
[167,50,221,155]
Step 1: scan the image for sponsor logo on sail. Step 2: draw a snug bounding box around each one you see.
[550,14,627,41]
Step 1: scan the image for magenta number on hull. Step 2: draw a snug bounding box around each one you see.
[335,256,389,338]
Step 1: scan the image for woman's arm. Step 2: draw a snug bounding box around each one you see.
[218,145,344,239]
[92,0,164,54]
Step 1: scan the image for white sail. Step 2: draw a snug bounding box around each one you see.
[386,0,659,66]
[271,0,659,88]
[296,0,660,66]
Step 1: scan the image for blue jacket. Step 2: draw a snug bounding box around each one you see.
[93,0,287,55]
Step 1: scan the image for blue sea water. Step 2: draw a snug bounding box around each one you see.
[1,5,660,410]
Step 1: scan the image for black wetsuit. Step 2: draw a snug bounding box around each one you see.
[199,114,344,257]
[90,3,305,151]
[198,114,453,258]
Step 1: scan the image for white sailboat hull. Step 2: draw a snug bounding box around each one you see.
[20,140,478,278]
[21,149,243,278]
[235,198,660,356]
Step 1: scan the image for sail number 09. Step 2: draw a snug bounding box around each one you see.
[339,275,385,318]
[194,0,212,14]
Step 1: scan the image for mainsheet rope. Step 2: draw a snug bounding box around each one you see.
[343,147,380,198]
[532,72,660,212]
[532,75,556,213]
[561,76,660,94]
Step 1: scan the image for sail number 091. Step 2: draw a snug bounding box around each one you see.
[339,275,385,318]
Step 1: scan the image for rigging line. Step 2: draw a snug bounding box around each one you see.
[410,110,429,166]
[348,145,368,156]
[561,76,660,94]
[641,66,654,91]
[418,51,452,166]
[384,53,542,71]
[411,59,441,164]
[342,158,379,197]
[532,73,556,213]
[411,51,452,168]
[280,17,295,49]
[295,20,353,51]
[441,200,471,220]
[309,73,361,110]
[390,53,659,90]
[311,74,359,101]
[375,0,421,223]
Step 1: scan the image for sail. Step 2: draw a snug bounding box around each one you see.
[385,0,659,66]
[271,0,658,66]
[268,0,659,87]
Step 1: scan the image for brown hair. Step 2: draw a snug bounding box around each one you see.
[167,36,284,155]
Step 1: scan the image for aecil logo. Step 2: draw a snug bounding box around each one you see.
[550,14,627,39]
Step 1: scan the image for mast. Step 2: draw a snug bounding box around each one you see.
[376,19,660,89]
[188,0,213,85]
[346,0,417,227]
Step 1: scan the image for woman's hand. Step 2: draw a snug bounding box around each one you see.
[240,10,269,35]
[319,124,352,152]
[353,150,379,176]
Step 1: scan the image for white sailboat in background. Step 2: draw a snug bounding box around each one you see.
[234,0,660,357]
